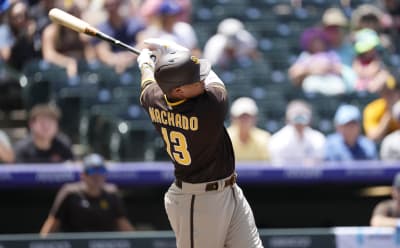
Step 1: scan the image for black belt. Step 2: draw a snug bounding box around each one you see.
[175,174,237,191]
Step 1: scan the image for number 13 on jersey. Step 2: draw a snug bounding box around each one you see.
[161,127,192,166]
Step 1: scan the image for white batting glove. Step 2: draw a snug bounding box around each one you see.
[137,48,155,71]
[144,38,189,61]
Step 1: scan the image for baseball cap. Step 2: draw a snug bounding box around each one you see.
[322,8,348,27]
[334,104,361,125]
[82,153,107,175]
[230,97,258,117]
[158,0,182,15]
[354,28,380,54]
[286,100,312,125]
[155,50,211,93]
[393,173,400,188]
[217,18,244,37]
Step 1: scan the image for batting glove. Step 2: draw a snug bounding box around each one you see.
[137,48,155,71]
[144,38,189,61]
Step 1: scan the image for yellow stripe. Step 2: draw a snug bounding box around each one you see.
[164,95,186,107]
[141,78,155,88]
[139,83,153,105]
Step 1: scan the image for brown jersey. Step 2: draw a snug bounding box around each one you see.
[140,81,235,183]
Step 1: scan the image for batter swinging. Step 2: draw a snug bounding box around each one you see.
[137,38,263,248]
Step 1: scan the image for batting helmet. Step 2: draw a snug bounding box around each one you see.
[154,50,211,93]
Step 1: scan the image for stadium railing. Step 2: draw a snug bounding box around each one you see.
[0,226,398,248]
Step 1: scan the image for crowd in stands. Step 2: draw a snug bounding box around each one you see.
[0,0,399,165]
[0,0,400,236]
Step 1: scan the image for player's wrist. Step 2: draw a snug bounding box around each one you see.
[140,63,154,72]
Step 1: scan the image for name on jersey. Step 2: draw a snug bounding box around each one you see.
[148,107,199,131]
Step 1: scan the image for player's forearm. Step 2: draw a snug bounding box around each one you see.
[40,216,60,235]
[370,215,399,227]
[140,64,155,90]
[366,113,392,141]
[0,145,14,163]
[116,217,135,231]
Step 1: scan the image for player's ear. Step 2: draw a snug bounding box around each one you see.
[172,87,185,98]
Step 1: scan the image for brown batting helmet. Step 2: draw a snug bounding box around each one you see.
[154,50,211,93]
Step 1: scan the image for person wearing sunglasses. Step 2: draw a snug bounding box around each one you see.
[40,153,134,235]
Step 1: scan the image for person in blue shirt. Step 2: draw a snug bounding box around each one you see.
[325,104,377,161]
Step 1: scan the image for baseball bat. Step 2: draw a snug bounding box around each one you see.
[48,8,141,55]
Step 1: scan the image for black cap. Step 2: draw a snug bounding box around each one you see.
[154,50,211,93]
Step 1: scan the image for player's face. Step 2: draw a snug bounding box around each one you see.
[236,114,256,130]
[337,121,360,144]
[83,173,106,191]
[30,115,58,141]
[173,81,205,99]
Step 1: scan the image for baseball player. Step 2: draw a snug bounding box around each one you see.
[137,38,263,248]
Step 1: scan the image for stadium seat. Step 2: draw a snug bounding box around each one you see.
[109,121,155,161]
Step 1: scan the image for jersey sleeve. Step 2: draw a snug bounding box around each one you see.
[204,70,224,87]
[50,184,71,219]
[140,82,159,108]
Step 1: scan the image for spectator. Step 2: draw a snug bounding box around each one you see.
[0,129,14,163]
[137,0,200,57]
[40,153,134,234]
[321,7,355,66]
[325,104,377,161]
[351,4,394,52]
[380,100,400,160]
[203,18,260,69]
[14,103,74,163]
[269,100,326,166]
[0,1,41,70]
[352,28,390,93]
[42,1,96,78]
[29,0,56,50]
[377,0,400,52]
[288,27,353,96]
[227,97,270,161]
[94,0,145,74]
[363,73,400,142]
[370,172,400,227]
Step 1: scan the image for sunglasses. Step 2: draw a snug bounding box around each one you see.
[84,166,107,175]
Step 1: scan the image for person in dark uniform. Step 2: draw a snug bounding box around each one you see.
[370,172,400,227]
[14,103,74,163]
[137,38,263,248]
[40,153,134,235]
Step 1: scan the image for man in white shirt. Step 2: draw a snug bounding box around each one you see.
[269,100,326,166]
[203,18,259,68]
